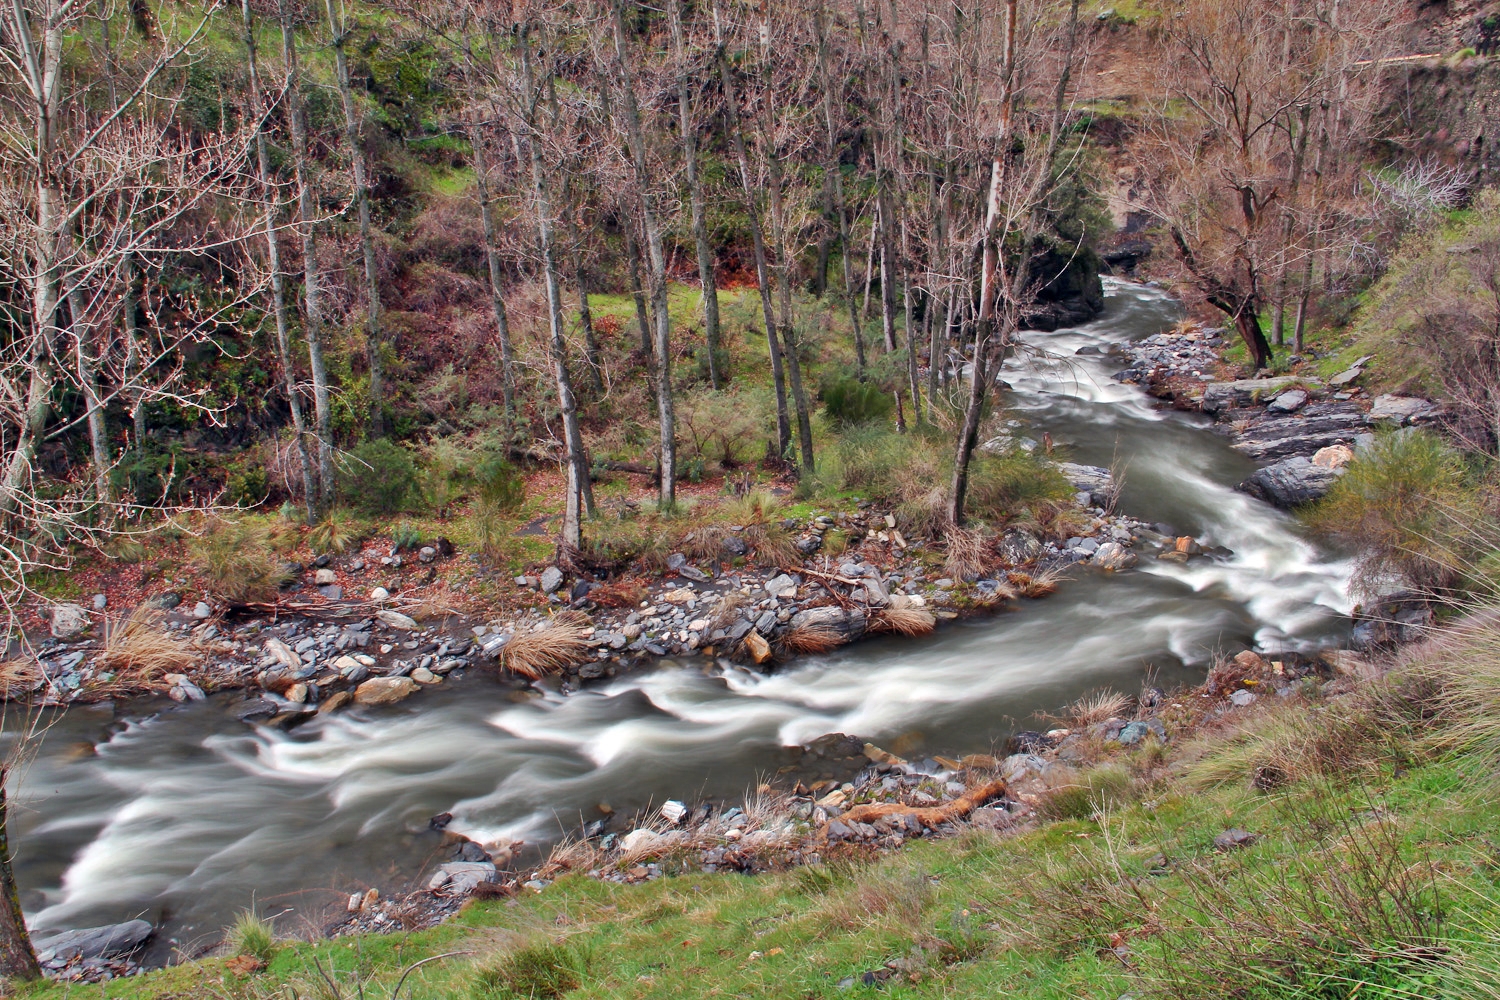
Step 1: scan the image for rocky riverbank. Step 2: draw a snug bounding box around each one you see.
[1112,325,1444,507]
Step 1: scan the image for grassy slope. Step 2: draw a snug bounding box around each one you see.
[21,644,1500,1000]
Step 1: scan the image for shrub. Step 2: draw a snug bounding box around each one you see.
[821,375,894,427]
[309,511,365,556]
[226,465,270,507]
[1036,764,1135,821]
[340,438,423,515]
[677,388,773,472]
[967,451,1075,519]
[391,522,423,552]
[1310,429,1482,596]
[191,517,291,602]
[226,909,277,964]
[469,455,526,559]
[470,941,585,1000]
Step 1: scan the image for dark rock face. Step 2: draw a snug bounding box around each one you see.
[1024,245,1106,331]
[1352,593,1434,651]
[1239,456,1344,508]
[1232,402,1369,462]
[788,606,868,644]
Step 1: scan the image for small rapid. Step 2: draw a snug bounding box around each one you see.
[4,279,1351,954]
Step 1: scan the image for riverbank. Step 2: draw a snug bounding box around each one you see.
[16,602,1496,998]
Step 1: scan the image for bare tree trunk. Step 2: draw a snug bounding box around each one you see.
[669,0,721,389]
[67,280,111,501]
[519,23,591,549]
[324,0,386,438]
[245,0,316,524]
[281,0,336,511]
[465,91,519,417]
[0,768,40,981]
[860,216,876,322]
[120,253,148,448]
[610,0,676,508]
[621,207,653,357]
[815,7,866,375]
[717,11,791,462]
[1271,102,1312,346]
[758,11,815,475]
[573,251,604,394]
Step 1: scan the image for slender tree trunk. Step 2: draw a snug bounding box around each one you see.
[324,0,385,437]
[519,24,591,549]
[669,0,721,390]
[573,251,604,394]
[465,89,519,417]
[246,0,316,524]
[621,208,653,358]
[757,14,815,475]
[900,215,922,424]
[281,1,336,510]
[1271,103,1312,346]
[67,280,111,501]
[815,7,866,375]
[717,15,791,461]
[120,253,148,447]
[860,217,877,322]
[610,0,675,508]
[876,194,899,353]
[0,768,41,981]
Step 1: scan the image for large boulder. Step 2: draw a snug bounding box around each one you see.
[1369,394,1441,426]
[788,606,868,644]
[1232,401,1368,462]
[1055,462,1114,505]
[1201,377,1302,415]
[354,676,418,706]
[49,603,91,640]
[36,919,152,964]
[1238,455,1344,507]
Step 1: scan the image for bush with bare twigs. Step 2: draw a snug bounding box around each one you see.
[500,613,595,680]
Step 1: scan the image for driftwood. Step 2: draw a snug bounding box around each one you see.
[798,566,866,588]
[823,779,1008,837]
[221,599,364,620]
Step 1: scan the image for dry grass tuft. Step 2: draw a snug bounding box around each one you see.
[191,516,292,602]
[500,613,595,680]
[869,605,937,636]
[538,835,604,879]
[0,659,42,699]
[815,868,933,932]
[589,579,648,609]
[96,607,197,684]
[708,590,748,632]
[781,620,845,654]
[1068,689,1132,727]
[1008,566,1065,598]
[943,526,990,581]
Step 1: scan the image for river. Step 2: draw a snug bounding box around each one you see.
[3,279,1351,959]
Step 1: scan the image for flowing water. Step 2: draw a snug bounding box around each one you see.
[4,279,1352,957]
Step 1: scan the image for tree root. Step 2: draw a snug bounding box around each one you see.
[822,778,1008,838]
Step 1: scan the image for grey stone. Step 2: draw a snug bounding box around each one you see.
[1239,455,1344,508]
[1202,377,1301,414]
[764,573,796,597]
[49,603,90,639]
[192,601,213,619]
[666,552,687,571]
[36,920,152,964]
[1267,388,1309,413]
[430,861,497,895]
[1055,462,1114,496]
[1369,394,1441,426]
[318,585,343,600]
[91,593,107,612]
[754,610,779,634]
[1229,689,1258,707]
[1092,541,1137,571]
[1213,828,1259,850]
[721,536,749,557]
[376,609,419,630]
[539,566,565,594]
[145,592,182,610]
[418,546,437,563]
[788,606,867,644]
[728,618,754,641]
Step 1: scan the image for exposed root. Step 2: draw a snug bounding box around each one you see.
[827,779,1008,836]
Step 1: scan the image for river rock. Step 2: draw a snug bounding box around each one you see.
[763,574,797,598]
[788,606,867,643]
[91,593,107,611]
[721,536,749,557]
[1369,394,1441,426]
[742,629,773,664]
[314,568,337,585]
[1351,592,1434,650]
[318,690,353,714]
[1055,462,1114,500]
[410,666,438,684]
[370,586,390,602]
[192,601,213,619]
[36,919,152,964]
[539,566,565,594]
[1092,541,1137,571]
[418,546,437,563]
[1267,388,1309,413]
[264,638,301,670]
[429,861,497,895]
[1201,377,1301,415]
[1239,455,1344,507]
[1232,401,1368,461]
[355,676,418,705]
[49,603,90,639]
[376,609,419,630]
[1313,444,1354,469]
